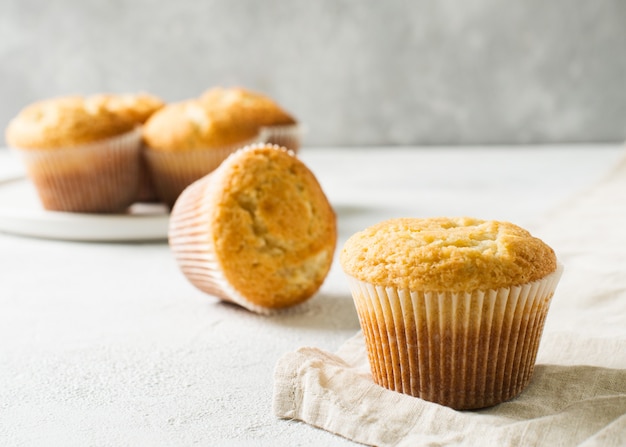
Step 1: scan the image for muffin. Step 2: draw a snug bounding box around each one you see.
[142,99,263,207]
[5,96,141,213]
[87,92,165,202]
[340,217,563,410]
[169,144,337,314]
[200,87,302,153]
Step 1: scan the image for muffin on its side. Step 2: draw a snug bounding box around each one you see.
[142,99,263,207]
[169,144,337,314]
[340,217,563,410]
[5,96,141,213]
[201,87,302,153]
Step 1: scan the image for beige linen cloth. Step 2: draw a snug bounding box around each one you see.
[273,151,626,447]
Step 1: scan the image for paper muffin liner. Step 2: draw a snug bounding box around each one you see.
[12,128,142,213]
[344,264,564,410]
[144,134,264,208]
[168,146,290,315]
[259,124,302,153]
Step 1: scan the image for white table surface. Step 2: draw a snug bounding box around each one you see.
[0,144,624,447]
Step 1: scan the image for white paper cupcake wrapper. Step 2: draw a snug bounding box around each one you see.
[259,124,303,153]
[168,145,297,315]
[12,128,142,213]
[144,133,264,208]
[344,263,564,410]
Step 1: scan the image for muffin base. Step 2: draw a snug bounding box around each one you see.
[345,265,563,410]
[13,129,141,213]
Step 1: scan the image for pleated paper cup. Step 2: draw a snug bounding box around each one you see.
[345,264,563,410]
[144,134,263,208]
[260,124,303,154]
[12,128,142,213]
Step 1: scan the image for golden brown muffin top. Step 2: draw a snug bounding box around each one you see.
[86,92,164,124]
[340,217,557,292]
[5,96,136,149]
[200,87,297,127]
[205,144,336,309]
[142,100,260,152]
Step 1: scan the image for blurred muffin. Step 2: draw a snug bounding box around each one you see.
[87,92,165,203]
[142,99,263,207]
[169,144,337,314]
[340,217,563,410]
[201,87,302,152]
[5,96,141,213]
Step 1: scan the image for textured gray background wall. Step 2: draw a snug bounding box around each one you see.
[1,0,625,146]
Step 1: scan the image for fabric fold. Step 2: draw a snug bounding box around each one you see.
[274,333,626,447]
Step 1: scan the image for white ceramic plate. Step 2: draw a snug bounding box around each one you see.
[0,176,170,242]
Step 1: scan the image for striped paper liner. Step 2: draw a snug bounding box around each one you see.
[345,264,563,410]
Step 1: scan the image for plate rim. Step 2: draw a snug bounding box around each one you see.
[0,176,170,242]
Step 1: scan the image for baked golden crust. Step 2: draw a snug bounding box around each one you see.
[86,92,164,124]
[340,217,557,292]
[200,87,297,127]
[5,96,136,149]
[210,145,336,308]
[142,100,259,152]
